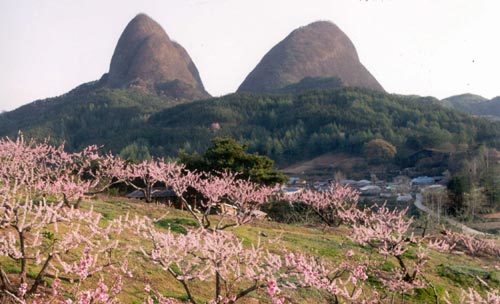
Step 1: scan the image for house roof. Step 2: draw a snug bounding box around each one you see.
[126,187,176,199]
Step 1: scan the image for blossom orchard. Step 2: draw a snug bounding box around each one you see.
[1,137,499,303]
[138,223,373,304]
[287,184,499,299]
[130,166,371,303]
[0,137,368,303]
[0,137,144,303]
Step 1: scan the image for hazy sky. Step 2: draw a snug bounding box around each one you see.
[1,0,499,111]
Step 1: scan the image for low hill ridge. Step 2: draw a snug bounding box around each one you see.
[441,93,500,119]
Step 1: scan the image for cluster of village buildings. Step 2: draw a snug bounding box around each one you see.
[282,174,448,208]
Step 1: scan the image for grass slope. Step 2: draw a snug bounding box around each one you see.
[1,197,495,303]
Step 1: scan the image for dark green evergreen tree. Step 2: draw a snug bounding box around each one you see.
[180,137,287,185]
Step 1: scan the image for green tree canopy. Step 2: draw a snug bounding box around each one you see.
[447,175,471,216]
[180,137,287,185]
[119,141,152,162]
[363,138,397,164]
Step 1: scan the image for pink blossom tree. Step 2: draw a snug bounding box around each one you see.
[444,288,500,304]
[289,184,360,227]
[429,229,500,257]
[109,158,169,203]
[282,250,373,303]
[190,172,277,230]
[349,205,428,297]
[222,177,277,229]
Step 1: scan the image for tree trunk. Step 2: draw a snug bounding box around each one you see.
[28,254,53,295]
[19,230,27,284]
[215,271,221,302]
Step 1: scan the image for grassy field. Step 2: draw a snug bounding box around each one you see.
[2,196,499,303]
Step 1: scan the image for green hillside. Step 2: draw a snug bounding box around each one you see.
[1,87,499,165]
[441,93,500,119]
[147,88,500,163]
[0,82,182,151]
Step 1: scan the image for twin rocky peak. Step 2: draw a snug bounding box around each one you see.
[103,13,384,100]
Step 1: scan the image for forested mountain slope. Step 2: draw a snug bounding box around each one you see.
[147,88,500,163]
[1,87,499,165]
[0,84,181,151]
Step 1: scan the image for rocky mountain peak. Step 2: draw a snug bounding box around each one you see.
[237,20,384,93]
[105,14,210,100]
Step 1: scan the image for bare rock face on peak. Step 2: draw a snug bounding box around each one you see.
[105,14,210,100]
[237,21,384,93]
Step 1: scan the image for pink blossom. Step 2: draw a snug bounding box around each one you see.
[17,282,28,298]
[288,183,360,227]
